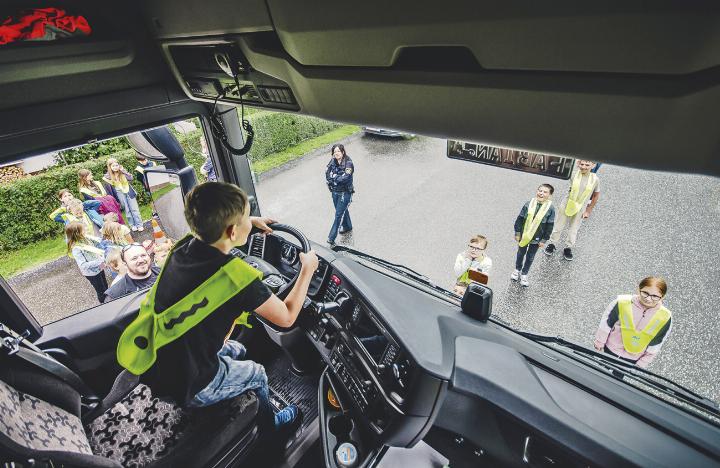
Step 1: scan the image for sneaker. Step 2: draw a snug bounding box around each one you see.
[130,225,138,232]
[563,248,573,261]
[137,225,145,232]
[520,275,529,287]
[510,269,520,281]
[544,243,556,256]
[327,240,336,248]
[274,404,302,431]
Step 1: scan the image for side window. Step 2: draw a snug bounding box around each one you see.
[0,118,207,325]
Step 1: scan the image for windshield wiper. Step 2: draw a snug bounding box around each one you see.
[521,331,720,417]
[331,245,456,299]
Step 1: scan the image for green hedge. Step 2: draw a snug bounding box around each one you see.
[246,112,341,162]
[0,113,341,252]
[0,132,204,252]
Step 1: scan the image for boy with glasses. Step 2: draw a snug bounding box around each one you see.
[453,235,492,292]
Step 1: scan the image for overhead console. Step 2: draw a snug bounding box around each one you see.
[161,39,299,111]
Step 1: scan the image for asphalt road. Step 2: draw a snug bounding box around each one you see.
[255,134,720,402]
[7,133,720,402]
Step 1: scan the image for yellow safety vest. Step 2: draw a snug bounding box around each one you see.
[104,174,130,194]
[135,161,157,174]
[69,236,104,258]
[79,181,107,198]
[617,295,671,354]
[457,257,486,284]
[519,199,552,247]
[117,237,261,375]
[565,171,597,217]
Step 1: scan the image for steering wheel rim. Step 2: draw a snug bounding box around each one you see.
[246,223,310,300]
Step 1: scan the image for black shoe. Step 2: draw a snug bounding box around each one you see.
[339,228,353,234]
[544,243,556,256]
[563,248,573,261]
[327,240,336,248]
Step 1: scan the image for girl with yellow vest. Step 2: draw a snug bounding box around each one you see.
[78,168,125,225]
[103,158,144,232]
[66,221,108,303]
[544,160,600,261]
[511,184,556,287]
[594,276,672,368]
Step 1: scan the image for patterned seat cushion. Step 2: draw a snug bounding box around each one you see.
[86,383,258,468]
[0,378,92,455]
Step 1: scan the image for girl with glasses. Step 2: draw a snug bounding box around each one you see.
[593,276,673,368]
[453,234,492,293]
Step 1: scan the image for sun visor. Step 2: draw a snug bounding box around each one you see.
[266,0,720,75]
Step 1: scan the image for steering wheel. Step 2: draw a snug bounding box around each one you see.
[242,223,311,299]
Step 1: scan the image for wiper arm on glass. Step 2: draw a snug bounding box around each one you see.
[521,331,720,417]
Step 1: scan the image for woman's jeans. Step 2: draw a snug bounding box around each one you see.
[116,190,142,227]
[328,190,353,242]
[189,340,274,428]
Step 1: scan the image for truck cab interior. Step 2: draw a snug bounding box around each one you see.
[0,1,719,467]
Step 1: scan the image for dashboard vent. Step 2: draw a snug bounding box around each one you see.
[249,234,265,257]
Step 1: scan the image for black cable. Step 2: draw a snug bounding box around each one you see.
[208,76,255,156]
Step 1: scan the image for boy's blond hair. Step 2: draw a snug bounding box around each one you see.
[184,182,249,243]
[469,234,488,249]
[101,221,127,245]
[103,212,119,223]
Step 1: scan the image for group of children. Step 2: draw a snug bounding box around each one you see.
[49,154,162,302]
[454,160,600,292]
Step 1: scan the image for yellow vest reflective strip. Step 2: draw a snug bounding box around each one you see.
[519,199,552,247]
[617,295,671,354]
[79,181,107,198]
[116,237,262,375]
[135,161,157,174]
[68,238,104,258]
[565,171,597,217]
[104,175,129,194]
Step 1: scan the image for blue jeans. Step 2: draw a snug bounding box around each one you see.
[328,191,353,242]
[189,340,273,426]
[515,243,540,274]
[116,190,142,227]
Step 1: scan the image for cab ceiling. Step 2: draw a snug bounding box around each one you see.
[0,0,718,176]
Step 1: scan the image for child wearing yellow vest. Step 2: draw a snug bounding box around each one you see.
[103,158,144,232]
[594,276,672,368]
[453,234,492,290]
[512,184,556,287]
[66,221,108,303]
[544,160,600,261]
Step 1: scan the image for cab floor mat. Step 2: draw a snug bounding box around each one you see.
[266,354,320,432]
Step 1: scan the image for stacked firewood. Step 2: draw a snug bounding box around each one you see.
[0,164,27,184]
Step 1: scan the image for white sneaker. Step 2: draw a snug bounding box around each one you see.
[510,270,520,281]
[137,225,145,232]
[130,225,138,232]
[520,275,529,287]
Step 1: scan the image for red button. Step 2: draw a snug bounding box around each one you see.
[331,275,341,286]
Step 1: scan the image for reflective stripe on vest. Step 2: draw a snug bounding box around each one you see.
[617,295,671,354]
[105,175,129,194]
[79,181,107,198]
[69,237,104,258]
[565,171,597,217]
[519,199,552,247]
[116,238,262,375]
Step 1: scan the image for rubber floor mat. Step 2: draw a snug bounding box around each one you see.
[266,354,320,431]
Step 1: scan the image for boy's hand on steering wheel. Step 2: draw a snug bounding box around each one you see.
[250,216,277,234]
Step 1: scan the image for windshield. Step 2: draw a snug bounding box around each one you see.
[251,127,720,410]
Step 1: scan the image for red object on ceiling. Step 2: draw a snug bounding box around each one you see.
[0,7,91,45]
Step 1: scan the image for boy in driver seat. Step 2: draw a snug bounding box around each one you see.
[117,182,319,433]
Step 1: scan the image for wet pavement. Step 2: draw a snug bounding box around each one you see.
[256,133,720,402]
[6,132,720,402]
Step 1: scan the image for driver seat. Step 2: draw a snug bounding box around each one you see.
[0,344,260,467]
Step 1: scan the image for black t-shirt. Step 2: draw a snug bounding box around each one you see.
[105,266,160,301]
[141,238,272,405]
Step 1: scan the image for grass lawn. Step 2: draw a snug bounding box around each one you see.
[0,125,359,278]
[252,125,360,174]
[0,236,68,278]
